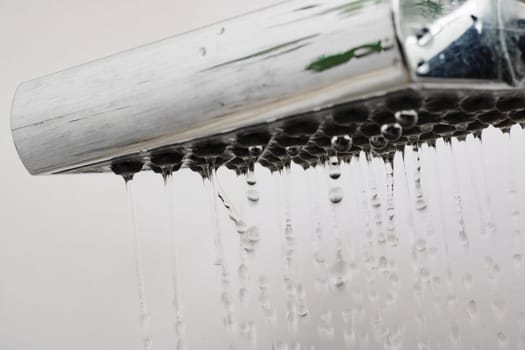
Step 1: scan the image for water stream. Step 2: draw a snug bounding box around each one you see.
[122,125,525,349]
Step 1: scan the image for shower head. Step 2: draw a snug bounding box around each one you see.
[10,0,525,176]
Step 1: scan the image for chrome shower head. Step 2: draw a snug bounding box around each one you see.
[10,0,525,176]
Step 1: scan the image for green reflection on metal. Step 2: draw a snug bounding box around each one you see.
[306,40,390,72]
[318,0,383,17]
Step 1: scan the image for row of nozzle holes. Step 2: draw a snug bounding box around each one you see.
[109,89,525,180]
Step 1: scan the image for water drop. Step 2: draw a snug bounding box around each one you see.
[199,47,207,56]
[297,300,310,318]
[370,135,388,149]
[318,311,335,338]
[344,326,357,347]
[329,186,343,204]
[144,337,153,350]
[176,339,187,350]
[238,263,250,280]
[389,272,400,289]
[381,123,403,141]
[450,322,461,346]
[329,258,352,291]
[419,267,430,284]
[378,256,389,273]
[464,273,473,290]
[497,331,508,348]
[221,292,234,311]
[492,299,505,320]
[415,238,427,252]
[513,253,523,268]
[329,166,341,180]
[236,220,248,234]
[331,135,352,152]
[467,300,478,321]
[415,196,427,211]
[246,170,256,186]
[247,188,260,202]
[413,280,423,298]
[242,226,261,252]
[395,110,419,129]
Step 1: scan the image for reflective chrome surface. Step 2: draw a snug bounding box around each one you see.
[10,0,525,175]
[397,0,525,85]
[11,0,405,175]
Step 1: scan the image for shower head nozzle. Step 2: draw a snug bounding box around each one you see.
[10,0,525,175]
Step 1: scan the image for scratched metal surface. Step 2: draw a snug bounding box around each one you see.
[11,0,404,175]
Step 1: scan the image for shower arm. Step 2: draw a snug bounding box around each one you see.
[10,0,525,176]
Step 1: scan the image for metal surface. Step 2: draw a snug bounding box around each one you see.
[10,0,525,175]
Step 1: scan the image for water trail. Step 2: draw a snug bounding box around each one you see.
[165,174,186,349]
[206,164,224,267]
[282,165,300,334]
[246,147,262,203]
[385,159,398,247]
[125,180,153,350]
[412,146,427,212]
[464,136,495,237]
[119,126,525,349]
[448,140,470,248]
[431,140,453,284]
[205,167,237,349]
[325,156,351,294]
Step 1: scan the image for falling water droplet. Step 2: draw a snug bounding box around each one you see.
[329,258,351,291]
[467,300,479,321]
[318,311,335,338]
[329,186,343,204]
[389,272,400,289]
[221,291,234,311]
[247,188,260,202]
[450,322,461,346]
[415,238,427,252]
[238,263,250,280]
[378,256,389,273]
[463,273,473,290]
[381,123,403,141]
[242,226,261,252]
[513,253,523,268]
[492,299,505,320]
[236,220,248,234]
[497,331,508,348]
[200,47,207,56]
[176,339,187,350]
